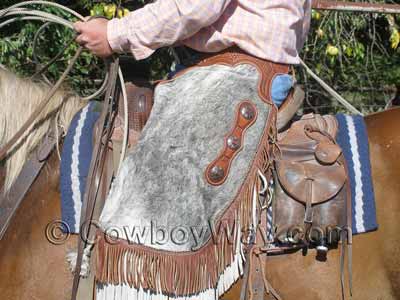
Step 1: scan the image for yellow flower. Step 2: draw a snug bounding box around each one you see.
[123,8,130,17]
[316,28,324,38]
[312,9,321,21]
[326,45,339,56]
[342,45,353,57]
[390,28,399,49]
[104,4,116,19]
[117,8,124,19]
[91,4,104,17]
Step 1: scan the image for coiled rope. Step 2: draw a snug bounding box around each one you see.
[0,1,129,172]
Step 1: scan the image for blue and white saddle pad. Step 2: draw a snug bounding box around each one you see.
[60,102,100,234]
[336,114,378,235]
[60,103,377,236]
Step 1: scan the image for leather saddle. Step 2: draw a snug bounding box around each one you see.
[113,81,153,138]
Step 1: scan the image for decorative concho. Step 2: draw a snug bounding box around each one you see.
[227,135,241,150]
[205,100,258,186]
[209,165,225,182]
[240,103,256,120]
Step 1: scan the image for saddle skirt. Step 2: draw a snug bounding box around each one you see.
[95,50,289,299]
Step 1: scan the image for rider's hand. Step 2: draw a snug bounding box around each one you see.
[74,18,113,58]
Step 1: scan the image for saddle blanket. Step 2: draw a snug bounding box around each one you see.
[60,101,100,234]
[60,106,377,236]
[336,114,378,234]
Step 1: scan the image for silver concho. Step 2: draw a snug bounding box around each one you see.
[209,165,225,181]
[240,103,255,120]
[227,136,241,150]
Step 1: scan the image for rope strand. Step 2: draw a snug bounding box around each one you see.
[0,1,129,169]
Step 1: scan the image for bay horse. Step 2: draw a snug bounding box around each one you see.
[0,69,399,299]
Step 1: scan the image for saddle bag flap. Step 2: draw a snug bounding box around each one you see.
[275,160,346,205]
[315,142,342,164]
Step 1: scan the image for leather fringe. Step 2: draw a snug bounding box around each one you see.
[95,106,277,298]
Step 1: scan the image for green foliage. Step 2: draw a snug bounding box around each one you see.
[0,0,170,99]
[302,4,400,114]
[0,1,108,97]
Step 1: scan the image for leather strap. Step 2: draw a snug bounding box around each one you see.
[340,158,353,300]
[250,210,282,300]
[241,192,282,300]
[76,143,114,300]
[248,215,268,300]
[240,243,253,300]
[303,179,314,224]
[0,133,55,240]
[340,231,346,300]
[71,58,120,300]
[345,159,353,298]
[205,101,258,185]
[276,85,305,132]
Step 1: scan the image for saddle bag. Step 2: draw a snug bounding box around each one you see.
[271,113,350,250]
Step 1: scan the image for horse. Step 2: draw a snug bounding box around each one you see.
[0,69,399,300]
[0,68,84,299]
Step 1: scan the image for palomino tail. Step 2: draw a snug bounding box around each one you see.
[0,69,87,193]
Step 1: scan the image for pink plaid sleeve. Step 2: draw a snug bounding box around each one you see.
[107,0,232,60]
[302,0,312,45]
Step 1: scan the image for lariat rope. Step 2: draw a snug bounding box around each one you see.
[0,1,129,173]
[300,59,363,116]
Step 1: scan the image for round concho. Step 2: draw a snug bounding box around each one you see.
[209,165,225,182]
[240,103,256,120]
[227,135,241,150]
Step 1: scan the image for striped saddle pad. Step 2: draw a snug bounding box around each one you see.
[336,114,378,234]
[59,106,378,235]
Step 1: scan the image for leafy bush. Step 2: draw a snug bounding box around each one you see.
[0,0,167,99]
[302,5,400,114]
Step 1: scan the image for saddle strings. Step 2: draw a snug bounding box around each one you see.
[0,1,129,171]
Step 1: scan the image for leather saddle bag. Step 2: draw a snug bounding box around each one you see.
[272,114,350,249]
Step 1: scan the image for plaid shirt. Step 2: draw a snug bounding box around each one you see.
[107,0,311,64]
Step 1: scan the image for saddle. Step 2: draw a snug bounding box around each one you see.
[111,81,153,146]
